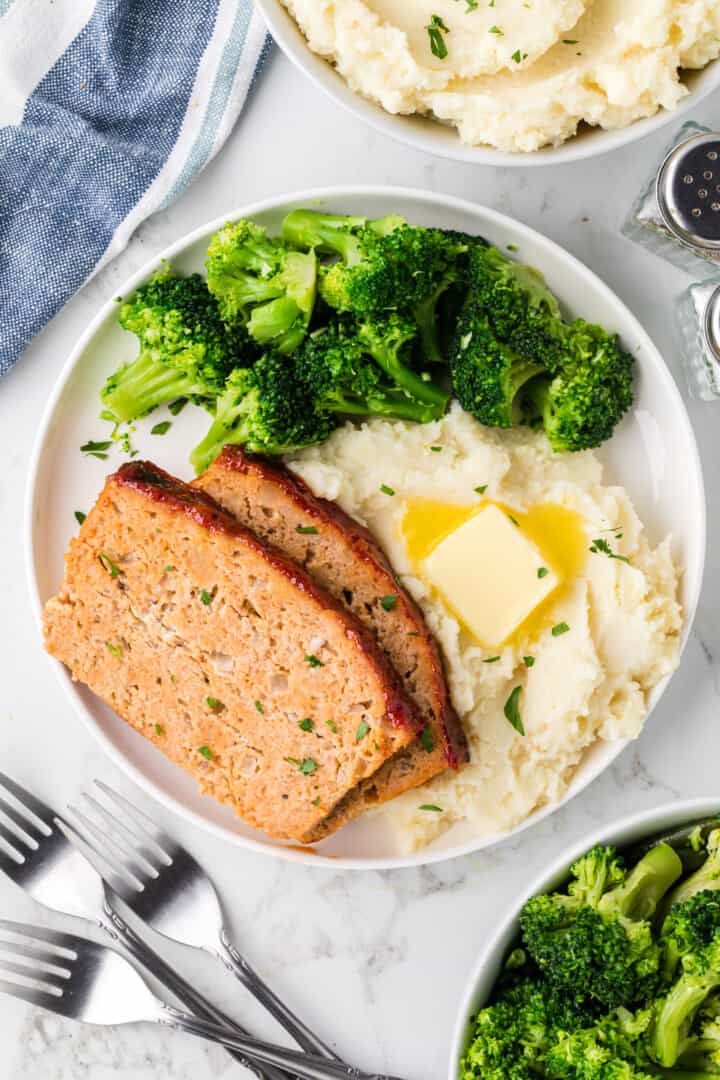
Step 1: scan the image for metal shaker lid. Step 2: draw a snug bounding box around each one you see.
[703,285,720,365]
[656,132,720,252]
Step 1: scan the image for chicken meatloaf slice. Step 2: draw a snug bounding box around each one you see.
[194,447,469,842]
[43,461,423,843]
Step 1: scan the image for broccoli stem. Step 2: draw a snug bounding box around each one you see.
[282,210,368,264]
[330,391,445,424]
[652,971,720,1067]
[665,834,720,910]
[414,279,453,365]
[101,350,206,423]
[356,320,449,410]
[598,844,683,922]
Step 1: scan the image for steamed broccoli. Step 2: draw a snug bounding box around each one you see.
[665,831,720,911]
[522,321,635,453]
[281,209,469,361]
[652,894,720,1067]
[190,353,334,474]
[449,244,635,450]
[520,844,683,1010]
[102,268,248,423]
[206,219,317,354]
[295,319,448,424]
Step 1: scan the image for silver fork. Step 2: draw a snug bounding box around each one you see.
[0,772,287,1080]
[0,921,398,1080]
[59,780,337,1059]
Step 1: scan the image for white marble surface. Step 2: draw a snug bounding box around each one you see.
[1,43,719,1080]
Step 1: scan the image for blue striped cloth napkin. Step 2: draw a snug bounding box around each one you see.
[0,0,269,375]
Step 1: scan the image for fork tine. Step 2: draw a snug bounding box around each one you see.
[66,803,148,889]
[0,919,83,953]
[0,796,43,847]
[54,815,141,903]
[0,773,55,831]
[80,792,165,873]
[0,820,27,860]
[94,780,174,857]
[0,956,69,985]
[0,977,62,1007]
[0,938,73,972]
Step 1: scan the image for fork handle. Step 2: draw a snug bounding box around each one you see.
[161,1007,404,1080]
[100,905,290,1080]
[217,926,339,1060]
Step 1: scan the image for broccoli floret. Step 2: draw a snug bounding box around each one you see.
[296,320,447,424]
[650,892,720,1067]
[206,220,317,354]
[282,210,468,361]
[675,993,720,1072]
[190,354,334,474]
[460,977,597,1080]
[521,844,683,1010]
[102,268,247,423]
[449,245,634,451]
[355,314,449,411]
[665,830,720,911]
[522,322,635,452]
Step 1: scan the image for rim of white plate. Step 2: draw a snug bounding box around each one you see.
[256,0,720,168]
[25,185,707,870]
[449,797,720,1080]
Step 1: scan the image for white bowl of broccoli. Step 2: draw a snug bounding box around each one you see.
[451,799,720,1080]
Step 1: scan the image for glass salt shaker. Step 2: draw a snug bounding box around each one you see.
[676,281,720,400]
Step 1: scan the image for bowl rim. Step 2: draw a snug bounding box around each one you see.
[25,184,706,871]
[256,0,720,167]
[448,796,720,1080]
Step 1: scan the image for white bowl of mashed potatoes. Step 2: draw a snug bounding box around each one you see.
[258,0,720,163]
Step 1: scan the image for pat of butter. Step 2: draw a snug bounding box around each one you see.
[422,504,558,646]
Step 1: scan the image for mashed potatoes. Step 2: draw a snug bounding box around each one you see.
[288,406,682,851]
[282,0,720,151]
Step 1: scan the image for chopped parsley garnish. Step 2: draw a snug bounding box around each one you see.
[164,565,175,573]
[206,697,224,711]
[296,525,319,535]
[419,804,443,812]
[151,421,172,436]
[488,24,503,34]
[105,642,123,657]
[551,622,570,637]
[326,718,338,733]
[475,485,488,495]
[356,720,371,742]
[504,686,525,736]
[168,398,188,416]
[74,511,87,526]
[420,727,434,753]
[563,38,579,44]
[507,244,518,252]
[154,723,164,736]
[589,537,630,564]
[483,656,501,664]
[305,654,324,668]
[407,631,420,637]
[511,49,527,63]
[507,514,520,527]
[523,656,535,668]
[426,13,450,58]
[537,566,549,579]
[299,718,314,731]
[200,589,213,606]
[429,445,443,452]
[255,700,264,714]
[312,796,321,807]
[198,745,213,760]
[287,756,318,775]
[380,484,396,496]
[81,439,112,460]
[381,594,398,611]
[98,552,121,578]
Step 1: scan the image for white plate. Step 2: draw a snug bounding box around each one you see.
[449,797,720,1080]
[26,186,706,870]
[257,0,720,167]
